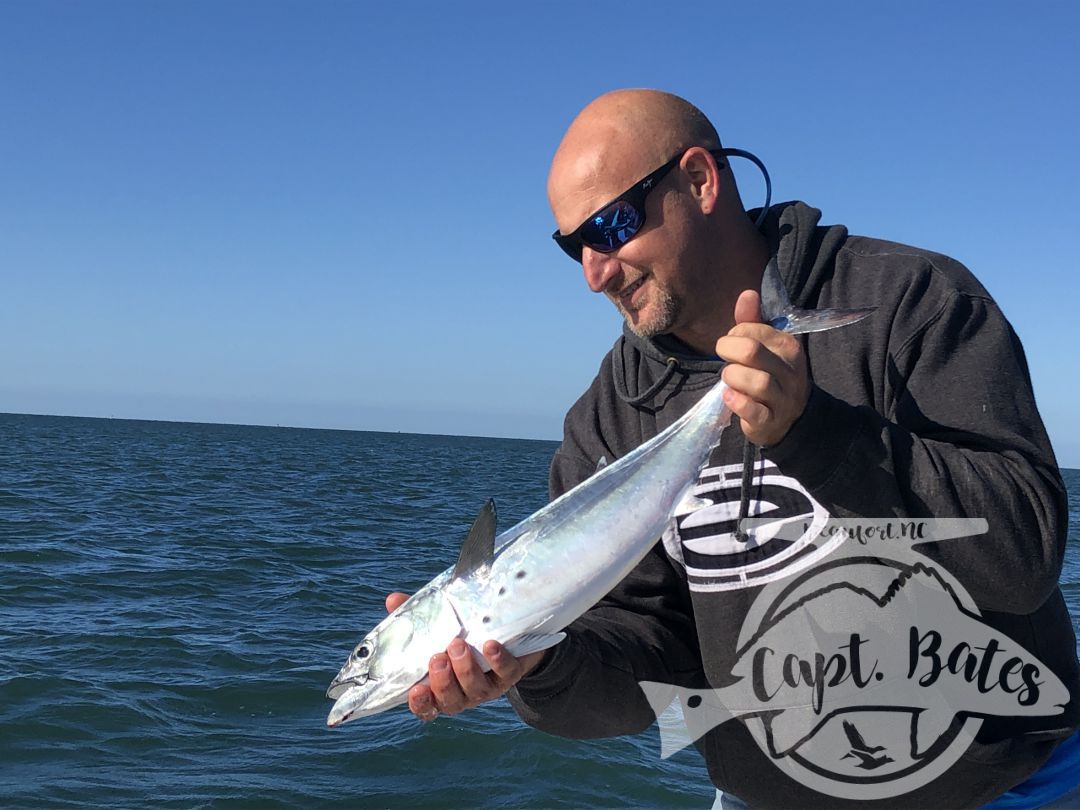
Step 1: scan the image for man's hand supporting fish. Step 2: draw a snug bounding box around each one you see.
[383,592,546,720]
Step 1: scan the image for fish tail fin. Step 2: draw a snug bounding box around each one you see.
[639,681,736,758]
[639,681,692,759]
[760,258,875,335]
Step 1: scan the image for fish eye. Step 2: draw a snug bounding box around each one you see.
[354,644,370,660]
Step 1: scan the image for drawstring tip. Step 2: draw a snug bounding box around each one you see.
[734,436,759,544]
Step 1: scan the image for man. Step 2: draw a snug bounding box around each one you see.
[387,90,1079,807]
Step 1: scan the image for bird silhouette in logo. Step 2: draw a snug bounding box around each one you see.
[840,720,894,770]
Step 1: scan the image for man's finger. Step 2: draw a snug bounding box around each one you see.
[482,641,524,690]
[447,638,490,705]
[726,322,801,358]
[723,385,773,431]
[716,335,788,380]
[408,683,438,722]
[385,592,409,613]
[722,364,778,403]
[428,651,468,714]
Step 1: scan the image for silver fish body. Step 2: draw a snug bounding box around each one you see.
[326,260,874,727]
[326,379,733,726]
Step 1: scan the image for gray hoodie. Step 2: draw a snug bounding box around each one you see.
[508,201,1078,809]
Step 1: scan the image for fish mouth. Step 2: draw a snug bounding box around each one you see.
[326,657,370,700]
[326,676,361,700]
[325,680,409,728]
[326,695,357,728]
[325,680,372,727]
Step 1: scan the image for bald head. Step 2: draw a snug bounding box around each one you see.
[552,90,721,217]
[563,89,719,155]
[548,89,730,234]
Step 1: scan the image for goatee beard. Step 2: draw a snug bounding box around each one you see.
[617,288,679,340]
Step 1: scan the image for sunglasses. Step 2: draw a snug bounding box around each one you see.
[551,148,728,262]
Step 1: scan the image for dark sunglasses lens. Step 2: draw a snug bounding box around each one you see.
[579,200,644,253]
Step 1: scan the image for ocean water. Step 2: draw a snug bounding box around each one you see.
[1,413,1078,809]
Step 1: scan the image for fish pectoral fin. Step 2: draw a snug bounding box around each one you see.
[453,498,497,579]
[675,488,712,514]
[504,631,567,660]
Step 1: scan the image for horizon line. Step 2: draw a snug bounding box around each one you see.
[0,410,562,445]
[4,411,1078,474]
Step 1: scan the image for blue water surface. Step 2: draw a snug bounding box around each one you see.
[1,413,1077,808]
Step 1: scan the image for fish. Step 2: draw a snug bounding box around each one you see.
[325,259,874,727]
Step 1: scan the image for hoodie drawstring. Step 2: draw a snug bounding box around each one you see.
[735,435,757,543]
[613,355,680,407]
[613,350,758,544]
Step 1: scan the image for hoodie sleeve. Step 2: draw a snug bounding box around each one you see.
[506,378,703,739]
[764,286,1068,615]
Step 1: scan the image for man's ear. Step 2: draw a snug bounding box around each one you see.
[681,146,723,215]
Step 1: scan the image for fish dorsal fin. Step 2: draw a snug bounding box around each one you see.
[453,498,497,579]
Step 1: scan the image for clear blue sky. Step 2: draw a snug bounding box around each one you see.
[2,1,1078,466]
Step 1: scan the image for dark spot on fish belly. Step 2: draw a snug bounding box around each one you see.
[687,695,702,709]
[482,616,491,624]
[516,571,526,579]
[498,586,506,595]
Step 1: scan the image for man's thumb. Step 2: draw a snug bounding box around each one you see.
[733,289,763,325]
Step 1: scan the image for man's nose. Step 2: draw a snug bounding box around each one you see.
[582,247,621,293]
